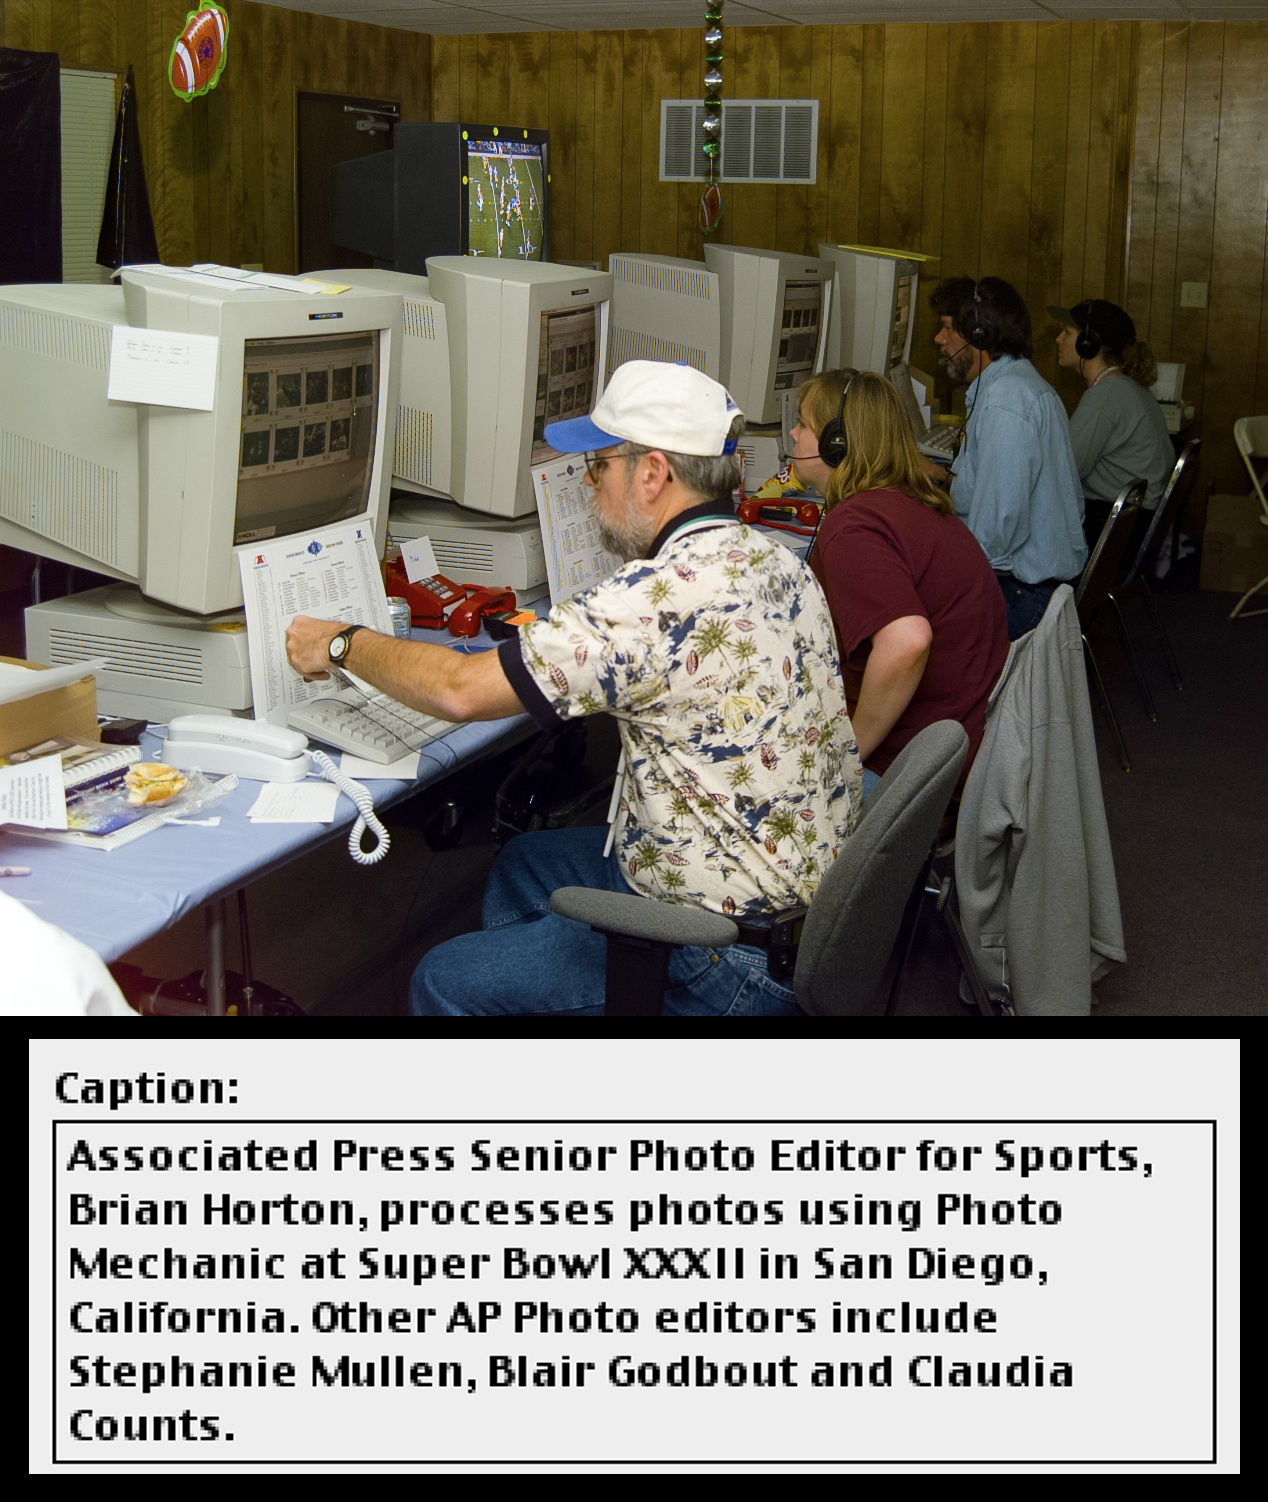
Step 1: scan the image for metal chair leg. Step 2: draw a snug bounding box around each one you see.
[1082,633,1131,771]
[883,865,929,1016]
[1229,572,1268,620]
[1107,589,1157,720]
[1137,576,1183,691]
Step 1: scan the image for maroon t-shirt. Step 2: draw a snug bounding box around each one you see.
[809,487,1009,782]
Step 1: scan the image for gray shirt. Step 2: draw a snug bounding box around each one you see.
[1069,372,1175,510]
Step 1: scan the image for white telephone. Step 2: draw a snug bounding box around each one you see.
[164,716,311,781]
[162,715,391,866]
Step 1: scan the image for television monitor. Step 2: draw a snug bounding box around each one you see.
[0,272,402,616]
[703,244,834,424]
[333,259,611,520]
[606,252,721,379]
[817,243,933,375]
[331,122,551,275]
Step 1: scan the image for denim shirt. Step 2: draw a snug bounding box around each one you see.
[951,356,1088,584]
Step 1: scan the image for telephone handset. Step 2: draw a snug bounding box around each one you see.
[164,715,311,781]
[383,558,517,635]
[164,714,391,866]
[736,497,822,537]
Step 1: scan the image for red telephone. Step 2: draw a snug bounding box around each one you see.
[736,497,822,536]
[384,558,516,636]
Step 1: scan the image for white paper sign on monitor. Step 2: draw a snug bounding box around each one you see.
[107,326,219,411]
[401,537,440,585]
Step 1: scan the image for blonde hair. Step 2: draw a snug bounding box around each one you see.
[1120,337,1159,389]
[802,370,953,517]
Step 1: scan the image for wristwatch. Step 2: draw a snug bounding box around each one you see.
[328,624,366,667]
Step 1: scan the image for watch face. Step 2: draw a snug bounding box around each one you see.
[330,634,347,660]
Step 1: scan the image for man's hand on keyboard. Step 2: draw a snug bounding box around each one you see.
[286,615,341,679]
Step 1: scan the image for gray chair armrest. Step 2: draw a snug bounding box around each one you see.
[551,887,738,949]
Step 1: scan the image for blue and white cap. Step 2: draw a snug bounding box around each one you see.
[545,359,743,458]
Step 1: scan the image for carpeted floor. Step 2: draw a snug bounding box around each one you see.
[890,581,1268,1017]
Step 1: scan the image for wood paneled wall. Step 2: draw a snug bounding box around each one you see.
[1,0,432,273]
[1127,21,1268,509]
[432,23,1138,411]
[4,5,1265,524]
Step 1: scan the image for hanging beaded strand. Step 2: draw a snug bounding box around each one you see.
[700,2,724,233]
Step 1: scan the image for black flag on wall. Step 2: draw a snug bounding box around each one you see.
[96,64,159,269]
[0,46,62,281]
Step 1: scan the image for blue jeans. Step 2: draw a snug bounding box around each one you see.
[996,573,1058,640]
[410,827,805,1017]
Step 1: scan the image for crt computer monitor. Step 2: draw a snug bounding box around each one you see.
[330,260,612,520]
[331,122,551,276]
[703,244,834,424]
[0,272,402,616]
[605,252,721,379]
[817,243,930,375]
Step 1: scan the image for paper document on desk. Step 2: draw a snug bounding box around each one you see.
[0,755,67,829]
[246,782,340,823]
[238,521,393,727]
[532,456,621,605]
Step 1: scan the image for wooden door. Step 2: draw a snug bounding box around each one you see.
[297,92,399,274]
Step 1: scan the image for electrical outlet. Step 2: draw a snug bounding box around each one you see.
[1180,281,1208,309]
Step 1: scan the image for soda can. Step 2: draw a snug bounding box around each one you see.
[386,597,413,639]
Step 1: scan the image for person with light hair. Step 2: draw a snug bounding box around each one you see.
[795,368,1009,801]
[1051,298,1175,558]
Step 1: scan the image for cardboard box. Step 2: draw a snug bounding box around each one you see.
[0,656,98,756]
[1200,493,1268,594]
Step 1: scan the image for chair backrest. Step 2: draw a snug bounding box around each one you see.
[1074,478,1146,621]
[1234,417,1268,523]
[794,720,968,1016]
[1120,439,1201,586]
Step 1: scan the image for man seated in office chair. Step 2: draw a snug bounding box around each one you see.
[929,276,1088,640]
[286,360,862,1017]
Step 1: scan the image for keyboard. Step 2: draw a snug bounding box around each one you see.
[918,423,962,462]
[288,685,462,764]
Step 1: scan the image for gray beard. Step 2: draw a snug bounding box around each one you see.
[598,485,657,562]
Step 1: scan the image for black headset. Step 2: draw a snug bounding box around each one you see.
[965,279,990,351]
[817,374,856,468]
[1075,301,1102,361]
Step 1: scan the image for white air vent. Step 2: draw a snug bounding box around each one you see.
[46,628,204,683]
[1,429,120,566]
[431,539,495,578]
[403,299,437,340]
[609,326,708,373]
[0,306,111,369]
[395,405,434,487]
[661,99,818,185]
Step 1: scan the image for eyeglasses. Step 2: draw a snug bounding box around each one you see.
[583,453,613,484]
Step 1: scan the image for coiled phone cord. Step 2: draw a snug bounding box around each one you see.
[311,750,391,866]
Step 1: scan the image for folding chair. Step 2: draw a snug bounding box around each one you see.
[1230,418,1268,620]
[1107,439,1201,702]
[1074,479,1147,770]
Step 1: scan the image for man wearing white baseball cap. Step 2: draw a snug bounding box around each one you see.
[287,360,861,1016]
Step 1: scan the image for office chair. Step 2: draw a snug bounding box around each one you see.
[1230,418,1268,620]
[551,720,968,1017]
[1108,439,1200,696]
[1074,479,1147,771]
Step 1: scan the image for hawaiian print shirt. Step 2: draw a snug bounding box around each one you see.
[503,511,862,917]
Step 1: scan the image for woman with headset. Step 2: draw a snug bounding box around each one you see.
[792,369,1009,799]
[1051,299,1174,556]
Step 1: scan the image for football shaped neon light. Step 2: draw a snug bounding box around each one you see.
[169,4,229,101]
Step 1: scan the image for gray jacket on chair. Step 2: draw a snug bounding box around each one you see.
[955,585,1126,1015]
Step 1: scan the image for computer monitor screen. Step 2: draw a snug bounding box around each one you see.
[777,281,824,393]
[235,331,380,544]
[533,304,598,456]
[466,138,546,260]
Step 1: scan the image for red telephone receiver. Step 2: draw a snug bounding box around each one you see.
[736,497,822,536]
[383,558,517,636]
